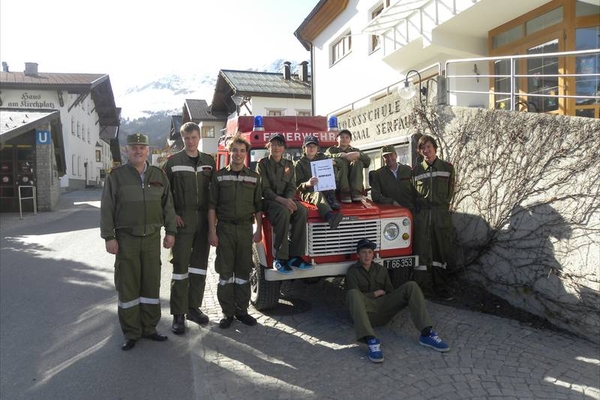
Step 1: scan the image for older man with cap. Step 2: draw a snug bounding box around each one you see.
[101,132,177,351]
[346,238,449,363]
[370,145,416,210]
[256,133,312,274]
[295,135,343,229]
[325,129,371,203]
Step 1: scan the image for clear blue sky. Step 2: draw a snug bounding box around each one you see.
[1,0,318,94]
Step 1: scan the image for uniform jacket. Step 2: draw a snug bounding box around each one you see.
[294,152,330,193]
[163,150,215,214]
[209,165,262,222]
[370,164,416,209]
[325,145,371,168]
[345,261,394,299]
[412,157,455,209]
[100,162,177,239]
[256,156,296,200]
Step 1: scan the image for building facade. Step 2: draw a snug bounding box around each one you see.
[0,63,120,211]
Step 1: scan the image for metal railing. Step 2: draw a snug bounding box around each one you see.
[445,49,600,111]
[18,185,37,219]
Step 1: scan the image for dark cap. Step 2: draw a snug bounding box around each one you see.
[356,238,377,253]
[127,133,149,146]
[268,133,286,144]
[303,135,319,146]
[337,129,352,139]
[381,145,396,156]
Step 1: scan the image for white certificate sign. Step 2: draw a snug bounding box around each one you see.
[310,159,336,192]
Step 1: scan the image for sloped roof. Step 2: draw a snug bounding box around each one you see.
[184,99,223,121]
[211,69,311,114]
[0,71,120,128]
[220,70,311,97]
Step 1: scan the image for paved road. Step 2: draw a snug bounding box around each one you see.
[1,189,599,400]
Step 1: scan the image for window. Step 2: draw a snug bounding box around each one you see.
[96,150,101,162]
[77,122,81,138]
[526,7,562,35]
[202,126,215,138]
[71,118,75,135]
[332,31,352,65]
[296,110,311,116]
[370,4,384,53]
[77,156,81,176]
[87,127,90,143]
[71,155,76,175]
[267,109,284,116]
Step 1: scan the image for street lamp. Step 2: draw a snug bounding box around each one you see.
[231,94,244,115]
[398,69,427,105]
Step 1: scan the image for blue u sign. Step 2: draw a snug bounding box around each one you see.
[36,130,51,144]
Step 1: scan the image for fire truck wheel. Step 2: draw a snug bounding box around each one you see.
[250,246,281,310]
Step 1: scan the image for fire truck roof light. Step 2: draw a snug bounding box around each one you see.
[328,116,338,131]
[253,116,264,131]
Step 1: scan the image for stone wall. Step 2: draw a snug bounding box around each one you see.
[423,105,600,343]
[35,137,61,211]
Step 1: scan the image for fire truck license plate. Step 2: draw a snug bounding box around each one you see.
[384,257,416,269]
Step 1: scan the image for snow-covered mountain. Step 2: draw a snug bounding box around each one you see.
[116,59,296,121]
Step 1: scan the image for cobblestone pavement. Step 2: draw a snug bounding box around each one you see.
[1,189,598,400]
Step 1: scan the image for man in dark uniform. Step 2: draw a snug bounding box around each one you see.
[101,133,177,351]
[346,238,450,363]
[370,144,416,210]
[163,122,215,334]
[326,129,371,203]
[412,135,455,300]
[295,135,343,229]
[208,137,262,329]
[256,133,312,274]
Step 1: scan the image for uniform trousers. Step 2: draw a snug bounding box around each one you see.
[169,208,209,315]
[413,208,452,296]
[347,281,432,340]
[114,231,162,340]
[298,191,332,220]
[335,158,365,194]
[263,200,307,260]
[215,221,253,317]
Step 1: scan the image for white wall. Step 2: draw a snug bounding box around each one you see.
[239,96,312,117]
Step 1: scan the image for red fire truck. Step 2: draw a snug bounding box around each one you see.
[215,115,417,310]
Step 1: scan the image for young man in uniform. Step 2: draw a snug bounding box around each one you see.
[101,133,177,351]
[295,135,343,229]
[370,145,416,210]
[326,129,371,203]
[346,238,450,363]
[412,135,455,301]
[256,133,312,274]
[208,137,262,329]
[163,122,215,334]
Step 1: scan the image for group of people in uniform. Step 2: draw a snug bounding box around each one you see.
[100,122,454,363]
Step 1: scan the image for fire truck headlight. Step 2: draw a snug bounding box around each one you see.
[383,223,399,241]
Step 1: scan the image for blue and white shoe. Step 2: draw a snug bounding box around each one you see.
[366,338,384,363]
[288,256,313,270]
[273,259,293,274]
[419,330,450,352]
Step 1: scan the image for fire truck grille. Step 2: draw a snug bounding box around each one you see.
[307,219,380,256]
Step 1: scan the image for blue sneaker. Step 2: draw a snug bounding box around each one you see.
[288,256,313,270]
[273,259,293,274]
[419,330,450,352]
[366,338,384,363]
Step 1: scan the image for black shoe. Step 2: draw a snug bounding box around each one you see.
[121,339,136,351]
[235,313,257,326]
[326,212,344,230]
[186,308,209,325]
[219,316,234,329]
[326,192,342,210]
[143,333,168,342]
[172,314,185,335]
